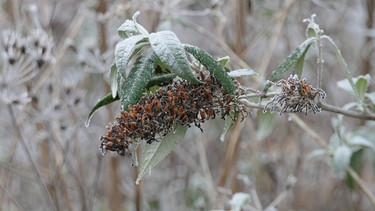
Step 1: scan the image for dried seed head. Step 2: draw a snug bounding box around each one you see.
[264,74,326,115]
[100,72,249,156]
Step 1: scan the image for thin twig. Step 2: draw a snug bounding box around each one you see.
[238,92,276,99]
[239,97,375,121]
[319,102,375,121]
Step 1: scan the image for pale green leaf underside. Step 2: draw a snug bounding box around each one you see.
[136,125,188,184]
[115,35,148,79]
[332,145,352,173]
[323,35,360,104]
[117,19,140,39]
[109,63,118,98]
[348,135,375,152]
[337,74,370,103]
[117,12,149,38]
[228,69,258,78]
[149,31,201,84]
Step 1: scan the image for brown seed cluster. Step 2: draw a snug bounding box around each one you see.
[264,74,326,114]
[100,72,249,156]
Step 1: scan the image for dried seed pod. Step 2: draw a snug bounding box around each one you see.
[264,74,326,115]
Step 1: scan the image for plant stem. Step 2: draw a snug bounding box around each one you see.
[319,102,375,121]
[316,26,323,89]
[239,98,375,121]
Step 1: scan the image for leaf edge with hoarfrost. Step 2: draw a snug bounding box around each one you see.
[136,125,188,184]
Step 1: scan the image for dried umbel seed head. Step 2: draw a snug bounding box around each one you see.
[264,74,326,115]
[100,72,249,156]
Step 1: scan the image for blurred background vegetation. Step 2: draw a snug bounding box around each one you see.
[1,0,375,210]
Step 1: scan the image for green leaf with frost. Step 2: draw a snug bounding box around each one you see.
[228,69,258,78]
[136,125,188,184]
[115,35,149,79]
[86,93,119,127]
[149,31,201,84]
[131,11,149,36]
[294,45,309,78]
[307,149,328,159]
[337,74,370,106]
[356,75,370,102]
[365,92,375,104]
[217,56,230,66]
[147,73,175,88]
[120,49,156,110]
[184,44,236,95]
[117,11,149,38]
[347,135,375,152]
[130,142,139,166]
[117,20,140,39]
[329,133,341,149]
[109,63,118,98]
[323,35,360,104]
[332,145,352,173]
[263,37,316,92]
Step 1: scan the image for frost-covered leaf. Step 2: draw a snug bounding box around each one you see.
[184,44,236,95]
[337,74,370,102]
[365,92,375,111]
[346,149,364,190]
[117,11,149,38]
[329,133,341,149]
[86,93,119,127]
[307,149,328,159]
[256,111,276,140]
[332,145,352,173]
[147,73,175,88]
[324,35,360,103]
[117,20,140,39]
[217,56,230,66]
[131,11,149,36]
[356,75,370,102]
[294,45,309,78]
[149,31,201,84]
[263,37,316,92]
[220,114,235,142]
[230,192,251,211]
[336,78,352,94]
[130,142,139,166]
[228,69,258,78]
[109,63,118,98]
[120,49,156,110]
[115,35,149,79]
[347,135,375,152]
[136,125,188,184]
